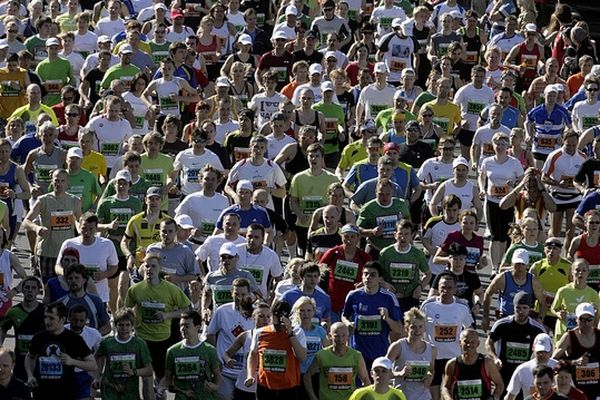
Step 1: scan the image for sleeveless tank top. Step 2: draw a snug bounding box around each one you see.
[460,28,482,65]
[393,339,433,400]
[38,193,79,258]
[567,329,600,398]
[294,110,320,128]
[575,232,600,288]
[284,145,309,177]
[57,125,80,149]
[500,271,533,316]
[517,42,541,87]
[443,180,474,210]
[452,354,492,400]
[388,130,407,145]
[33,146,62,194]
[228,81,252,108]
[232,52,257,82]
[46,277,69,303]
[155,77,182,117]
[0,163,17,213]
[508,148,529,170]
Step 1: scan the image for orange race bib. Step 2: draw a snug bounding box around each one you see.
[482,143,494,156]
[44,80,63,94]
[559,175,574,188]
[252,180,268,189]
[434,324,457,342]
[233,147,250,161]
[50,211,73,231]
[490,185,509,197]
[537,136,557,149]
[576,362,600,383]
[327,367,353,390]
[390,58,407,73]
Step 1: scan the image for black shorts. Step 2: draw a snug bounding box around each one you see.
[533,152,549,161]
[283,196,297,232]
[554,201,579,212]
[457,129,475,147]
[486,200,514,242]
[108,256,127,280]
[432,358,451,386]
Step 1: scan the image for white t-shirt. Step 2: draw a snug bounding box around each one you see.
[291,83,323,107]
[420,297,473,359]
[95,17,125,38]
[572,100,600,133]
[542,147,586,203]
[57,236,119,302]
[73,31,98,56]
[227,159,287,209]
[205,302,256,378]
[507,358,558,397]
[423,218,460,274]
[472,123,511,165]
[357,83,396,120]
[122,91,150,135]
[165,26,195,43]
[370,6,407,38]
[480,155,524,203]
[249,92,288,130]
[266,133,296,160]
[195,234,245,272]
[176,192,230,241]
[86,115,133,168]
[174,149,224,195]
[236,244,283,298]
[417,157,453,202]
[58,51,84,85]
[453,84,496,131]
[215,119,240,145]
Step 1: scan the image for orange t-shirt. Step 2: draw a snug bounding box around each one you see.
[256,325,301,390]
[567,72,585,96]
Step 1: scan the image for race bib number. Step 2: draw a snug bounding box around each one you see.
[576,362,600,384]
[241,265,264,285]
[522,54,537,69]
[567,313,577,330]
[175,356,202,380]
[482,143,494,157]
[159,96,178,110]
[465,246,480,267]
[489,184,509,198]
[506,341,530,363]
[334,260,359,282]
[588,265,600,284]
[270,67,288,83]
[376,214,398,239]
[140,301,166,324]
[134,116,145,129]
[200,220,215,236]
[152,51,170,64]
[370,104,387,117]
[233,147,250,161]
[16,334,33,355]
[262,349,286,372]
[434,324,457,342]
[466,102,485,115]
[0,80,20,96]
[110,207,133,228]
[537,135,557,149]
[582,116,598,130]
[37,164,57,183]
[143,169,164,186]
[213,285,233,306]
[357,314,382,335]
[432,117,450,134]
[389,262,415,284]
[186,168,200,183]
[405,360,429,382]
[390,58,407,73]
[101,142,120,157]
[302,195,322,215]
[464,51,478,64]
[325,118,338,134]
[45,80,63,94]
[109,353,136,378]
[39,356,63,379]
[50,211,74,231]
[327,367,353,390]
[456,379,483,399]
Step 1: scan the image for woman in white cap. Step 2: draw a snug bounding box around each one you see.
[430,156,481,217]
[349,356,408,400]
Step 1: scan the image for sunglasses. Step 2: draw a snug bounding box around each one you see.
[66,113,79,117]
[579,317,594,323]
[588,221,600,225]
[220,254,235,259]
[7,29,18,33]
[323,7,334,11]
[422,113,433,117]
[544,243,562,249]
[586,87,599,92]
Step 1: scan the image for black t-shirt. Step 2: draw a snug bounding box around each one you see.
[0,376,31,400]
[28,329,92,400]
[307,231,342,256]
[162,139,189,158]
[292,49,324,66]
[83,68,106,105]
[398,141,435,169]
[431,270,481,308]
[575,158,600,189]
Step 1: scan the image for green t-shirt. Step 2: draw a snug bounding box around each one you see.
[289,169,340,227]
[100,176,151,205]
[141,153,174,210]
[313,102,346,155]
[501,241,544,267]
[65,168,102,213]
[165,340,220,400]
[379,244,429,296]
[530,256,571,317]
[97,195,143,255]
[35,57,72,106]
[316,345,362,400]
[100,63,141,89]
[149,41,172,65]
[356,198,410,250]
[375,108,417,131]
[551,283,600,340]
[412,92,436,114]
[124,280,191,342]
[95,335,152,400]
[24,36,47,63]
[55,13,77,33]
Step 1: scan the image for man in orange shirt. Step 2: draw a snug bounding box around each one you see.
[245,301,307,399]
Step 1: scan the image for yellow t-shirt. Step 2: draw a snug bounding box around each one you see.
[113,41,152,56]
[421,100,461,137]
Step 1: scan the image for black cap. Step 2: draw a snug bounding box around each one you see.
[271,112,285,122]
[304,30,316,39]
[271,300,292,317]
[238,108,255,121]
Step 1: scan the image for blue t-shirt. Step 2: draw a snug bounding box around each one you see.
[342,287,402,362]
[301,324,327,374]
[281,287,332,322]
[576,190,600,216]
[352,178,404,206]
[215,204,272,230]
[58,293,110,330]
[527,103,571,154]
[344,162,378,191]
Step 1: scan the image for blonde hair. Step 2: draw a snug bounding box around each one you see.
[291,296,316,325]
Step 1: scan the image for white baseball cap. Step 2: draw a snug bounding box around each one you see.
[66,147,83,159]
[175,214,195,230]
[575,303,596,318]
[533,333,552,352]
